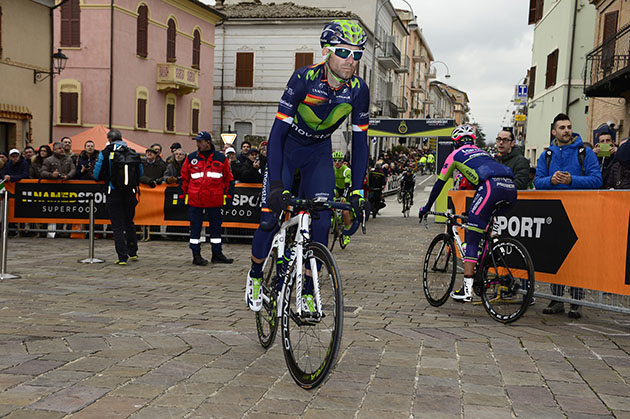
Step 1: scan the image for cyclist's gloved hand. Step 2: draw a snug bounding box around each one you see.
[268,180,290,213]
[418,206,429,220]
[349,190,365,222]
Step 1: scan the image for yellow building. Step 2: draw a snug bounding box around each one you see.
[0,0,56,151]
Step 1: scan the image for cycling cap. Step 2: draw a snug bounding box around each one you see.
[321,20,367,49]
[332,151,344,160]
[451,124,476,145]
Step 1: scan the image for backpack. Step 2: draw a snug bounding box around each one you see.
[109,145,141,191]
[545,147,586,175]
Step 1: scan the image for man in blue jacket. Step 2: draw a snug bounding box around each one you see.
[535,113,602,319]
[1,149,29,182]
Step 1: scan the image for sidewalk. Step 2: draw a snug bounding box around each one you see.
[0,181,628,418]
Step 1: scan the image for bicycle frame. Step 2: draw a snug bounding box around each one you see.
[262,209,323,319]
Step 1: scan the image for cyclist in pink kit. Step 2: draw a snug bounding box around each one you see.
[419,124,517,302]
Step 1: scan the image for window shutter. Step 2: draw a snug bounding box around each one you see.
[61,92,78,124]
[535,0,544,23]
[167,20,176,62]
[236,52,254,87]
[528,66,536,98]
[528,0,537,25]
[166,104,175,131]
[545,49,558,89]
[137,98,147,128]
[601,11,618,70]
[70,0,80,47]
[192,108,199,134]
[192,30,201,69]
[60,1,71,46]
[137,5,148,58]
[294,52,313,71]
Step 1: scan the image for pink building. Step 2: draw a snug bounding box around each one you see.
[52,0,224,153]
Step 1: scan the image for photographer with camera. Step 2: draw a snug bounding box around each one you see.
[239,147,263,184]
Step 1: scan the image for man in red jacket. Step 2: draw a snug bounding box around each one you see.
[181,131,234,265]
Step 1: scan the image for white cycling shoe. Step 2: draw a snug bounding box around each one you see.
[451,277,473,303]
[246,272,263,312]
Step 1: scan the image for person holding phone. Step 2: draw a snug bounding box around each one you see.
[593,124,617,177]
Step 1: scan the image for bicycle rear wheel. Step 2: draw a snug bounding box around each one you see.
[281,242,343,389]
[480,237,535,324]
[402,193,410,217]
[423,234,457,307]
[255,248,280,348]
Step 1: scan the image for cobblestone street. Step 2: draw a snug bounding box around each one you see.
[0,178,629,418]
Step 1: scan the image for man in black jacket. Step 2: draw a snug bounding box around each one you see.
[1,149,29,182]
[494,129,530,190]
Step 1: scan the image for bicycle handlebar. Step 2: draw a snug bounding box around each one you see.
[260,197,365,236]
[421,211,468,229]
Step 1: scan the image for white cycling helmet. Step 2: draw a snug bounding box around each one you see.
[450,124,476,146]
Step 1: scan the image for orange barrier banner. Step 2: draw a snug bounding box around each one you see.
[6,180,262,229]
[449,190,630,296]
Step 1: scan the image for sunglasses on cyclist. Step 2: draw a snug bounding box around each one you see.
[328,47,363,61]
[333,158,344,162]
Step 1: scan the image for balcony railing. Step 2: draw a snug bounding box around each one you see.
[156,63,199,95]
[394,56,410,74]
[377,37,401,70]
[375,99,399,117]
[584,23,630,97]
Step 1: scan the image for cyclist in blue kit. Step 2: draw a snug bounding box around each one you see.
[245,20,370,311]
[418,124,517,302]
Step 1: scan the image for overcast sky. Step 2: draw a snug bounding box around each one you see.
[201,0,534,140]
[393,0,534,138]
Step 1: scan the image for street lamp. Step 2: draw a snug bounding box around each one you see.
[430,60,451,79]
[34,49,68,84]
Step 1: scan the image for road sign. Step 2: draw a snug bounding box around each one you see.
[514,114,526,121]
[516,84,528,98]
[220,133,237,145]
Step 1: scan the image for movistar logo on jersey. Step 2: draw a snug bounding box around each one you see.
[307,68,321,81]
[297,103,352,131]
[351,78,360,89]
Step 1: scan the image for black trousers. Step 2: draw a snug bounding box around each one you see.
[106,189,138,261]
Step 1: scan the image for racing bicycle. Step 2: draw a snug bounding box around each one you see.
[255,197,362,388]
[421,208,535,323]
[401,189,412,217]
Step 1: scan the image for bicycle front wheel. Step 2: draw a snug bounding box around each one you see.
[423,234,457,307]
[281,242,343,389]
[255,248,280,348]
[480,237,535,324]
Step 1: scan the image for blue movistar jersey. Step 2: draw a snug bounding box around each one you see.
[266,62,370,193]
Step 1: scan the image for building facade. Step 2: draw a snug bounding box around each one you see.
[584,0,630,142]
[212,1,368,152]
[0,0,55,151]
[52,0,223,151]
[400,10,433,120]
[525,0,596,163]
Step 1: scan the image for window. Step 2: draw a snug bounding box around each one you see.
[136,87,148,129]
[545,49,558,89]
[601,11,618,70]
[236,52,254,87]
[167,19,176,62]
[294,52,313,71]
[191,99,200,134]
[528,66,536,98]
[61,0,80,47]
[528,0,544,25]
[137,5,148,58]
[192,30,201,69]
[165,94,176,132]
[58,79,81,124]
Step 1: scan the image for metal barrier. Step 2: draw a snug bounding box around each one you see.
[0,189,19,280]
[78,199,104,264]
[534,285,630,315]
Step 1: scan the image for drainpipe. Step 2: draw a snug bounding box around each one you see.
[108,0,114,129]
[220,22,225,132]
[566,0,578,115]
